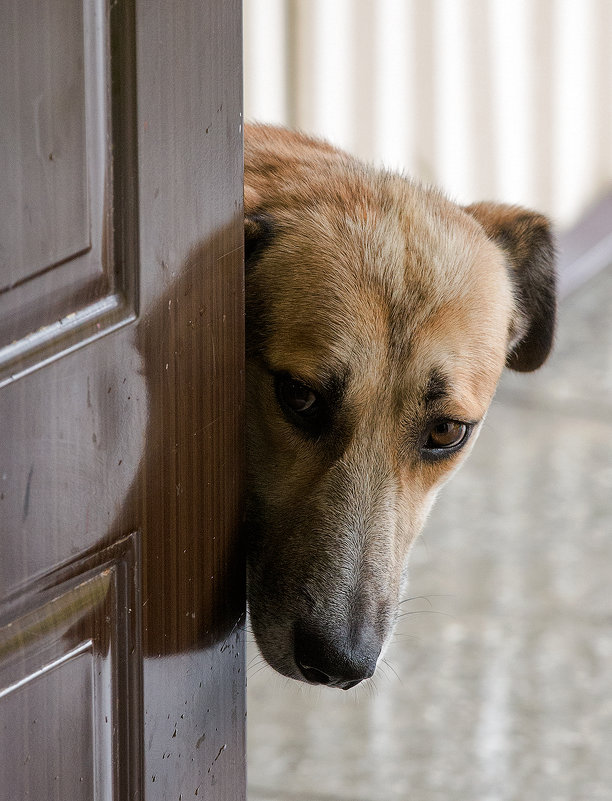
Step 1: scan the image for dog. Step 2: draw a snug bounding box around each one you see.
[244,124,556,690]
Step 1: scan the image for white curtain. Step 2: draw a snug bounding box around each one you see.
[244,0,612,229]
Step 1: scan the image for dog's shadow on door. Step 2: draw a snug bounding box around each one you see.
[111,221,245,658]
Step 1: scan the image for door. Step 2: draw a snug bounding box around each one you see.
[0,1,245,799]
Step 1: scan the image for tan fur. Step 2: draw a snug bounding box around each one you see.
[244,124,555,687]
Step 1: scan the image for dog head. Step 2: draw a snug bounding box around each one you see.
[244,125,555,689]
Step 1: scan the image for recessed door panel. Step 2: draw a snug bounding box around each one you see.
[0,0,137,386]
[1,646,98,801]
[1,0,90,286]
[0,535,140,801]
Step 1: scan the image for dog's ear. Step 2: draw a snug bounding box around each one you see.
[244,212,275,270]
[464,202,557,372]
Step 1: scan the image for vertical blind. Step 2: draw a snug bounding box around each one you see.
[244,0,612,229]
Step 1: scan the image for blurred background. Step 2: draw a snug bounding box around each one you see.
[244,0,612,230]
[244,2,612,800]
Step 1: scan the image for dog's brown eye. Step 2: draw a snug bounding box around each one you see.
[274,372,335,437]
[275,374,321,422]
[425,421,468,450]
[283,381,317,413]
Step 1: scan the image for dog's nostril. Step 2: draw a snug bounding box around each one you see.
[296,663,332,685]
[297,659,363,690]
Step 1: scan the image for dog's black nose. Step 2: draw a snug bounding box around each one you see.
[294,621,381,690]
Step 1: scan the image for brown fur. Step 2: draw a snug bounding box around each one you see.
[244,124,556,687]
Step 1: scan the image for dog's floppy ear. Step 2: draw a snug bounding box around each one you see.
[244,212,275,269]
[464,202,557,372]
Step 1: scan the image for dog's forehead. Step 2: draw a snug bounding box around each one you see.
[263,179,513,407]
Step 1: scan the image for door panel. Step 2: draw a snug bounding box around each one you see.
[1,0,90,284]
[0,0,137,387]
[0,1,245,799]
[0,534,140,800]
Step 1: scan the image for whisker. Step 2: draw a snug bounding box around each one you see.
[397,609,455,620]
[391,632,421,641]
[398,593,455,607]
[382,657,402,685]
[247,660,269,680]
[248,652,264,667]
[399,594,434,609]
[376,662,389,683]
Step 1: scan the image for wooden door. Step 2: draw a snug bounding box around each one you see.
[0,1,245,799]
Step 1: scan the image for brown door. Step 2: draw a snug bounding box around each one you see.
[0,1,245,799]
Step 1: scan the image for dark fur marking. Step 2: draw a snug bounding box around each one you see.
[244,213,276,358]
[423,369,449,406]
[244,212,275,269]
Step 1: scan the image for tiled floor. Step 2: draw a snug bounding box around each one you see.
[247,266,612,801]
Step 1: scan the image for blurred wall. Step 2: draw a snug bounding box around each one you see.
[244,0,612,229]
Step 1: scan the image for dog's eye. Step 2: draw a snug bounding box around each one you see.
[275,374,322,423]
[424,420,469,451]
[282,380,317,413]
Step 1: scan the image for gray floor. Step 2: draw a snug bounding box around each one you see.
[247,265,612,801]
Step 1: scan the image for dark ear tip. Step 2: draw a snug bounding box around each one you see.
[244,212,274,267]
[506,223,557,373]
[464,201,557,373]
[506,317,556,372]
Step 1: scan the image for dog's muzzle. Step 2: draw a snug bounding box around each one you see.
[293,619,382,690]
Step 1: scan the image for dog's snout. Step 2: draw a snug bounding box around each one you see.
[293,620,381,690]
